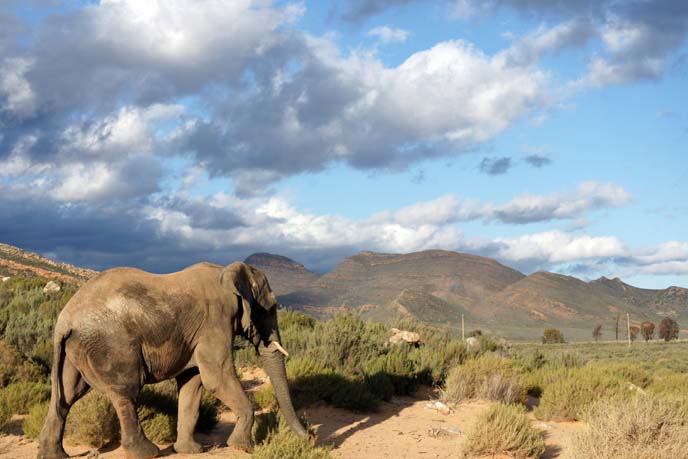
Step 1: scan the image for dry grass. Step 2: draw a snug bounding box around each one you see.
[459,403,545,459]
[442,355,523,404]
[567,396,688,459]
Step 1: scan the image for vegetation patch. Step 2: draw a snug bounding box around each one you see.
[442,355,523,404]
[252,410,331,459]
[0,381,50,415]
[459,403,545,459]
[568,396,688,459]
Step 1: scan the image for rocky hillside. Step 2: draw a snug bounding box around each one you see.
[276,249,688,336]
[0,242,96,285]
[244,252,319,296]
[280,250,524,324]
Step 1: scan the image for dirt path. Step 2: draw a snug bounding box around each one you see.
[0,372,584,459]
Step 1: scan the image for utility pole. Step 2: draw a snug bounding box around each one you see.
[461,314,465,341]
[627,312,631,347]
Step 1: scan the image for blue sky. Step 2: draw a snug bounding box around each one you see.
[0,0,687,288]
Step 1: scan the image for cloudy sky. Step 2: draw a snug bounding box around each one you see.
[1,0,687,288]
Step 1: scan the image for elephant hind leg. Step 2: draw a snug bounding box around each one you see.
[108,390,159,459]
[38,358,90,459]
[174,369,203,454]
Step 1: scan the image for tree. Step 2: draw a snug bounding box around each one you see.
[614,314,620,341]
[629,326,639,342]
[658,317,679,342]
[593,324,602,342]
[640,321,655,341]
[542,328,565,344]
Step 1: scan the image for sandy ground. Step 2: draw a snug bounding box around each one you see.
[0,371,584,459]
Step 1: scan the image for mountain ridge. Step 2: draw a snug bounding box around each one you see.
[0,243,97,285]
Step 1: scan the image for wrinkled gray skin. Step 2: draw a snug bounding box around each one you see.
[38,262,306,459]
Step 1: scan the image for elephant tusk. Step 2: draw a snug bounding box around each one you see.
[269,341,289,356]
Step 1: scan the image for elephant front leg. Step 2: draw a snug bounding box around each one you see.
[196,343,254,451]
[174,370,203,454]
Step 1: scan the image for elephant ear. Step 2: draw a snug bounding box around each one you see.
[246,266,278,312]
[219,262,257,338]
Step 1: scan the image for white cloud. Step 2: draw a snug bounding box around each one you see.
[368,25,409,43]
[58,104,184,161]
[494,230,628,263]
[501,19,596,66]
[0,57,36,117]
[373,181,630,226]
[494,181,631,223]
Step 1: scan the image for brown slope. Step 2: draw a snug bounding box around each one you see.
[244,252,319,296]
[483,271,688,327]
[0,242,96,285]
[280,250,524,321]
[590,276,688,320]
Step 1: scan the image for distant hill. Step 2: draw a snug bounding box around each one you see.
[274,249,688,338]
[280,250,524,324]
[244,252,319,296]
[0,243,96,285]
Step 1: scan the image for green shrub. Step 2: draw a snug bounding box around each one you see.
[459,403,545,459]
[363,347,417,397]
[408,337,467,385]
[252,411,331,459]
[251,384,277,410]
[0,381,50,414]
[648,371,688,398]
[138,405,176,443]
[568,396,688,459]
[65,391,119,448]
[0,393,12,432]
[442,355,523,404]
[534,367,627,421]
[542,328,565,344]
[314,310,384,375]
[287,357,379,411]
[22,401,48,438]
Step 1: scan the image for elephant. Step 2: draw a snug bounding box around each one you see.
[38,261,306,459]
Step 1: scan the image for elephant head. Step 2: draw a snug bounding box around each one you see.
[219,262,307,437]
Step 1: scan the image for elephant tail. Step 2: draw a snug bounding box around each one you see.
[51,323,72,408]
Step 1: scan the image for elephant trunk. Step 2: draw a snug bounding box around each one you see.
[259,342,307,437]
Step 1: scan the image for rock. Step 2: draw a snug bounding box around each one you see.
[389,328,421,345]
[1,276,10,282]
[466,336,479,350]
[424,400,452,415]
[43,280,61,293]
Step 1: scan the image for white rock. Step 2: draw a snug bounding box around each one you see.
[466,336,479,350]
[43,280,61,293]
[1,276,10,282]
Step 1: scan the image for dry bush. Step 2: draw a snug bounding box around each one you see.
[567,396,688,459]
[0,393,12,432]
[0,381,50,414]
[65,391,120,447]
[460,403,545,459]
[252,411,331,459]
[22,401,48,438]
[251,383,277,411]
[442,355,523,404]
[534,362,650,421]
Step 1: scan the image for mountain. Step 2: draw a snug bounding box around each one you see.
[276,249,688,339]
[0,243,96,285]
[280,250,524,324]
[244,253,319,296]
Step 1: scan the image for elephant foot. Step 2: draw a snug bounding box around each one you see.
[37,446,68,459]
[174,439,203,454]
[227,436,254,453]
[123,439,159,459]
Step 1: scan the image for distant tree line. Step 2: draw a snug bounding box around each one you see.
[590,316,679,344]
